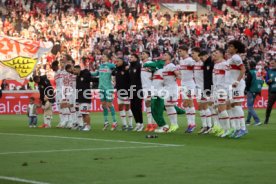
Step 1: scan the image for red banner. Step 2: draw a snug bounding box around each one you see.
[0,89,274,115]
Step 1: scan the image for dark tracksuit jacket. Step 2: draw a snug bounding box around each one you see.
[76,69,92,104]
[112,63,131,99]
[203,57,214,96]
[129,61,143,124]
[265,68,276,123]
[37,75,55,105]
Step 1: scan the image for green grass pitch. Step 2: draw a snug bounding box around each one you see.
[0,110,275,184]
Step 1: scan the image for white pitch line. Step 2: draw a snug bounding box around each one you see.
[0,176,50,184]
[0,145,170,155]
[0,133,183,147]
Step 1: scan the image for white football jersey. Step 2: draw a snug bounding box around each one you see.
[152,68,164,97]
[69,73,77,89]
[61,70,71,87]
[179,57,195,85]
[194,61,204,90]
[54,70,63,101]
[213,60,228,89]
[163,63,178,94]
[141,61,153,90]
[225,54,245,87]
[54,70,63,89]
[67,73,77,104]
[59,70,71,99]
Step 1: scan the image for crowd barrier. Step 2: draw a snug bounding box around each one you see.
[0,89,274,115]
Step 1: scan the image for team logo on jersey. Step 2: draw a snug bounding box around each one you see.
[81,77,84,81]
[121,71,124,75]
[133,69,137,73]
[207,66,210,70]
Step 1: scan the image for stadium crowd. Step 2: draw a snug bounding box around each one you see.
[0,0,274,80]
[0,0,275,137]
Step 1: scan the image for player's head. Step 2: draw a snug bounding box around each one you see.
[130,54,139,63]
[178,45,188,57]
[33,76,40,83]
[65,64,73,74]
[116,57,124,67]
[51,60,59,72]
[270,58,276,68]
[62,54,73,63]
[199,50,209,62]
[101,53,111,62]
[227,40,245,54]
[249,60,257,69]
[162,52,173,61]
[141,50,150,60]
[116,50,123,58]
[212,48,225,62]
[73,65,81,75]
[191,47,201,61]
[29,97,35,104]
[66,59,75,67]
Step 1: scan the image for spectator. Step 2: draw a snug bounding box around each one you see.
[27,97,38,128]
[27,77,36,90]
[1,79,9,90]
[245,61,263,126]
[264,59,276,124]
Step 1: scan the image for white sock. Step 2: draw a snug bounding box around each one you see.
[67,108,75,128]
[120,110,127,126]
[77,111,84,127]
[127,109,133,127]
[228,109,236,130]
[65,108,71,127]
[166,106,178,126]
[205,108,212,128]
[232,107,241,130]
[200,110,207,128]
[233,106,246,130]
[185,107,191,126]
[146,107,153,124]
[58,113,63,125]
[71,107,78,123]
[210,105,219,126]
[190,107,196,126]
[60,108,68,127]
[219,110,230,131]
[44,116,50,126]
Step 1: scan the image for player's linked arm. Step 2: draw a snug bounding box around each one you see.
[143,61,157,71]
[91,71,99,76]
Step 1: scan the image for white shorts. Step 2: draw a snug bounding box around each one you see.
[118,97,130,105]
[143,89,152,101]
[230,88,245,103]
[60,98,70,108]
[196,88,210,103]
[79,103,91,115]
[165,94,178,106]
[214,89,228,105]
[181,85,196,100]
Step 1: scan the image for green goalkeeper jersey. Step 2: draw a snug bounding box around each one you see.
[91,62,116,90]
